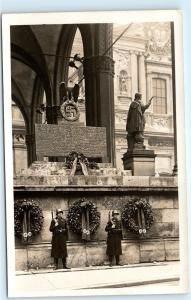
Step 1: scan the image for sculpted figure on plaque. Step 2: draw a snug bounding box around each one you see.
[126,93,154,150]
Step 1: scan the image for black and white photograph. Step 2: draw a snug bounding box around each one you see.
[2,10,188,297]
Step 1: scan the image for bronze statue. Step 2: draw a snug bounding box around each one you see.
[126,93,154,150]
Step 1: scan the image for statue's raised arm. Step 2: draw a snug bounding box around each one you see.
[126,93,154,150]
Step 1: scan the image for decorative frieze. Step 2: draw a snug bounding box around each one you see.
[145,113,173,132]
[148,136,174,147]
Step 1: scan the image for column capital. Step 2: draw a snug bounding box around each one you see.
[129,50,139,56]
[83,56,115,76]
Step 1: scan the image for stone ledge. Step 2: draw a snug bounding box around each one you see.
[14,175,178,188]
[14,185,178,193]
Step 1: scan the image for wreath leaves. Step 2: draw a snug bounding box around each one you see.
[121,198,154,234]
[68,199,100,235]
[14,199,44,239]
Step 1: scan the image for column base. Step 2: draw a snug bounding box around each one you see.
[122,149,156,176]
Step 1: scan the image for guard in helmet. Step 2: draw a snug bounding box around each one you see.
[105,210,123,267]
[49,208,70,270]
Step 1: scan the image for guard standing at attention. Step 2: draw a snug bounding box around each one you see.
[105,210,123,267]
[49,208,70,270]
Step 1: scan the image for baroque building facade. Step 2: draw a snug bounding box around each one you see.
[12,23,174,175]
[113,23,174,174]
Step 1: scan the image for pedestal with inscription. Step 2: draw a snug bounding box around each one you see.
[35,123,107,162]
[122,149,156,176]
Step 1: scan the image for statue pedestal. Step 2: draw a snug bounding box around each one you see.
[122,149,156,176]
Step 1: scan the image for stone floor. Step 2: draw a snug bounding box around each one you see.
[12,261,181,297]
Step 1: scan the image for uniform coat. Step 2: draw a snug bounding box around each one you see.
[49,217,68,258]
[105,220,123,256]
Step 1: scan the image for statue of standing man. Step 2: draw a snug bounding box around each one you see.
[126,93,154,150]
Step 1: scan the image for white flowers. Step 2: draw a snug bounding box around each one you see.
[83,229,90,235]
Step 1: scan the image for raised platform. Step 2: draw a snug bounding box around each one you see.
[122,149,156,176]
[14,161,179,271]
[14,161,177,189]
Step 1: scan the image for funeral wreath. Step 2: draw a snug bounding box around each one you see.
[67,199,100,235]
[14,199,44,240]
[121,198,154,235]
[65,151,99,170]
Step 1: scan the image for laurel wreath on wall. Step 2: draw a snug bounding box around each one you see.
[14,199,44,240]
[121,198,154,234]
[67,199,100,235]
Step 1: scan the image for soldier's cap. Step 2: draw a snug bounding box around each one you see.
[112,210,119,216]
[135,92,142,99]
[56,208,63,215]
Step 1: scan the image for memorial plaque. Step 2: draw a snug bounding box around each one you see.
[35,124,107,159]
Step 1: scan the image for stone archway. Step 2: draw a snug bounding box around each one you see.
[53,23,116,165]
[11,23,116,166]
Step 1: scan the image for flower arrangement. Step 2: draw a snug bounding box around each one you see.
[65,151,99,170]
[67,199,100,235]
[121,198,154,235]
[14,199,44,240]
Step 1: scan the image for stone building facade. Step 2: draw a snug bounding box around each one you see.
[12,23,174,175]
[113,23,174,174]
[11,22,179,270]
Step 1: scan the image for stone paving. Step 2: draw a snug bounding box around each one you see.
[12,261,180,297]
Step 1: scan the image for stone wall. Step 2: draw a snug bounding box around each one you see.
[14,176,179,270]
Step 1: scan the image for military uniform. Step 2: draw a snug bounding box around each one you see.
[49,209,69,269]
[105,211,123,266]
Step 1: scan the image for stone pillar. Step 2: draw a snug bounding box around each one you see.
[12,133,28,175]
[46,106,59,124]
[25,134,36,166]
[130,51,138,98]
[138,53,146,103]
[83,55,116,166]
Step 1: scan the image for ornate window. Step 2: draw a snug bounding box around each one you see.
[119,70,128,94]
[152,78,167,114]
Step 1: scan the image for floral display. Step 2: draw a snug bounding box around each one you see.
[65,151,99,170]
[121,198,154,234]
[67,199,100,235]
[14,199,43,241]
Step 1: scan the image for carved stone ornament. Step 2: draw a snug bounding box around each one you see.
[61,99,80,122]
[13,133,26,144]
[144,23,171,57]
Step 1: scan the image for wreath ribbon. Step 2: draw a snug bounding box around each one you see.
[137,208,146,234]
[22,210,28,243]
[81,207,90,241]
[22,209,33,243]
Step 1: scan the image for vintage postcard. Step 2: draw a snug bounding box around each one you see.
[2,10,188,297]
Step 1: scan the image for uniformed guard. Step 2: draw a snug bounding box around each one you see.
[49,208,70,270]
[105,210,123,267]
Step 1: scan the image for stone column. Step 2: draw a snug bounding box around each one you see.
[83,55,116,166]
[46,106,59,124]
[130,51,138,99]
[25,134,36,166]
[138,53,147,103]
